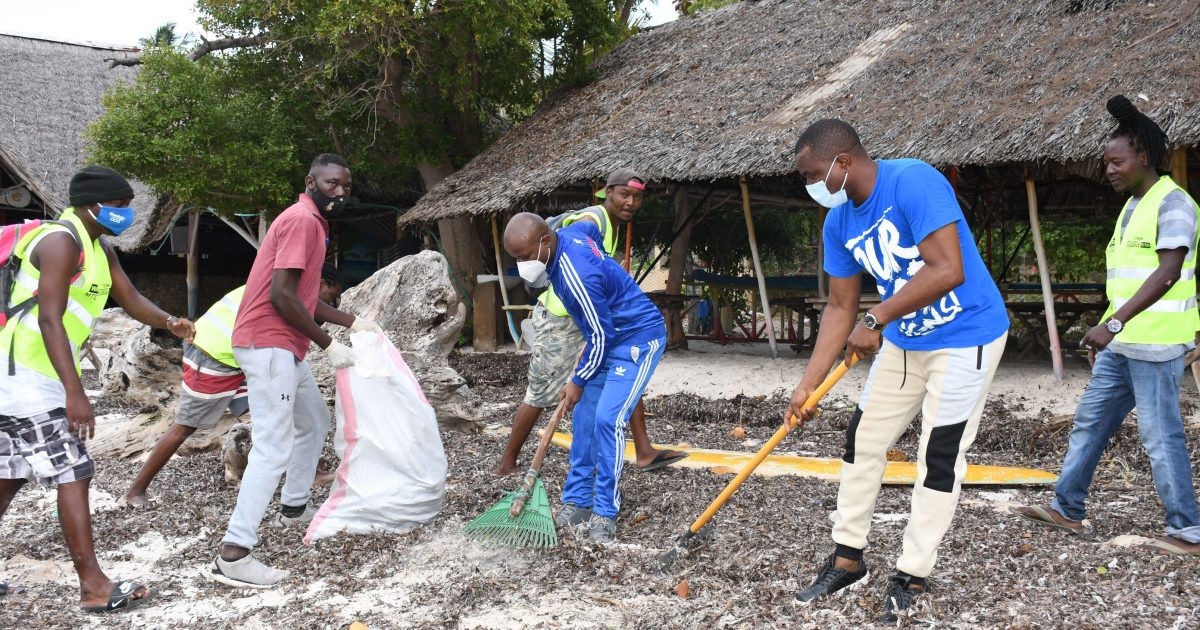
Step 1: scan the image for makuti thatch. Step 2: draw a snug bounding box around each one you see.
[401,0,1200,225]
[0,32,175,249]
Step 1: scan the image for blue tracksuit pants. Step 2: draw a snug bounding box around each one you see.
[562,333,666,519]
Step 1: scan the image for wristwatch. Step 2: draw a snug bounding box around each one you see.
[1105,317,1123,334]
[862,313,885,332]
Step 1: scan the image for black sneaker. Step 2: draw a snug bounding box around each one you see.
[877,575,928,623]
[794,554,869,604]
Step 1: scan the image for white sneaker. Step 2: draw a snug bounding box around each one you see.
[209,554,290,589]
[268,504,316,529]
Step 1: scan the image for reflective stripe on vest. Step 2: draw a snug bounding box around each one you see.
[1103,176,1200,344]
[191,285,245,368]
[0,208,112,377]
[540,206,616,317]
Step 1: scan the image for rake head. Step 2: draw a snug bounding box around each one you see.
[464,477,558,549]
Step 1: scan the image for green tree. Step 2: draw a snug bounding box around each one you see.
[88,47,303,216]
[90,0,643,297]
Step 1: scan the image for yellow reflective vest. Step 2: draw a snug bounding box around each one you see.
[0,208,112,378]
[1103,176,1200,345]
[539,206,617,317]
[191,286,245,368]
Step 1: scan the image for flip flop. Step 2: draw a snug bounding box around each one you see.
[1008,505,1083,533]
[1136,535,1200,557]
[637,450,689,472]
[81,580,155,613]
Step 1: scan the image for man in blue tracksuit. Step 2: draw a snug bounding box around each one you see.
[503,212,667,543]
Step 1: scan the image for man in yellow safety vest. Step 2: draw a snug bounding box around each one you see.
[0,166,195,613]
[119,264,345,508]
[1012,96,1200,556]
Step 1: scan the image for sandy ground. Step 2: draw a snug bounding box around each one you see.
[1,340,1198,629]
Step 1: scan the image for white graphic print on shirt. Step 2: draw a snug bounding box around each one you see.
[844,207,963,337]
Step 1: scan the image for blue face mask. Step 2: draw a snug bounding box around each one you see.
[87,204,136,236]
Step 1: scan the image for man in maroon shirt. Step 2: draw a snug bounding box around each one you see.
[209,154,381,589]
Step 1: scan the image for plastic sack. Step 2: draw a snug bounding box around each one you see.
[305,331,446,542]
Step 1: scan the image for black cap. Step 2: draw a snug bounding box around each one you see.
[68,166,134,206]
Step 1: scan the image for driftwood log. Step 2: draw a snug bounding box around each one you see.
[90,250,498,459]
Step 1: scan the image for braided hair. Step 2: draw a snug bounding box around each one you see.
[1106,95,1169,172]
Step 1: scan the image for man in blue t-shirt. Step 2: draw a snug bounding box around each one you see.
[784,119,1009,622]
[503,212,667,544]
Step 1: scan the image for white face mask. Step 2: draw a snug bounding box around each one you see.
[806,156,849,208]
[517,236,550,287]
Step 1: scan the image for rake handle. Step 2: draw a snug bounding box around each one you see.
[509,398,568,518]
[684,355,857,535]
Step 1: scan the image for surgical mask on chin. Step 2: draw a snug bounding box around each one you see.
[805,157,849,208]
[87,204,136,236]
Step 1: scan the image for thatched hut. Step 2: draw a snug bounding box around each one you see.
[0,32,257,314]
[0,32,180,249]
[400,0,1199,372]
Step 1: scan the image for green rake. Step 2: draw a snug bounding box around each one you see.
[465,399,568,548]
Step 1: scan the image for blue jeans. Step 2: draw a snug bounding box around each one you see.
[1052,349,1200,543]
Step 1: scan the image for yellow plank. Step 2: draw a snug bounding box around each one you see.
[548,432,1056,486]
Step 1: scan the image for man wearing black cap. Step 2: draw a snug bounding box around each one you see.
[0,165,195,613]
[495,168,687,484]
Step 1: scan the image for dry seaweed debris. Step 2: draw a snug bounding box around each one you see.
[2,351,1198,628]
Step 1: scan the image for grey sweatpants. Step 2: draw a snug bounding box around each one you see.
[222,347,331,550]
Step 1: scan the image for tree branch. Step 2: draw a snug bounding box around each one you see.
[187,33,270,61]
[105,33,270,68]
[208,208,261,250]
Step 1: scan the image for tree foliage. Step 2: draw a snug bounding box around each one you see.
[89,2,644,214]
[88,47,304,215]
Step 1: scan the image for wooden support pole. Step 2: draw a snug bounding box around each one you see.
[665,186,693,349]
[1172,146,1189,193]
[624,221,633,273]
[186,209,199,319]
[489,215,520,345]
[1026,178,1062,380]
[740,176,778,359]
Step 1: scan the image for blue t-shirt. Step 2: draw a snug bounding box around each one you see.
[823,159,1008,350]
[548,221,666,386]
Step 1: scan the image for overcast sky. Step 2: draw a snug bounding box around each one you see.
[4,0,677,48]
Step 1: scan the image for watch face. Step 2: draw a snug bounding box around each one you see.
[1106,319,1122,334]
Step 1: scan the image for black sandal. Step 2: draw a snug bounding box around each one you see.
[81,580,155,613]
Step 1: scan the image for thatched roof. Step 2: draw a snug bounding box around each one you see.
[0,32,172,249]
[402,0,1200,225]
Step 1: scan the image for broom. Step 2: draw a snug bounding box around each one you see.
[464,399,568,548]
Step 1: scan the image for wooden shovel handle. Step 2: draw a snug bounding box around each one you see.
[686,355,858,535]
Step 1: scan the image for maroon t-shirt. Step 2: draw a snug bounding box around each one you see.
[232,195,328,360]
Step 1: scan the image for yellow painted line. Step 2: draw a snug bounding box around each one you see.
[548,432,1056,486]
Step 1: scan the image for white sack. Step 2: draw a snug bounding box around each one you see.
[305,331,446,542]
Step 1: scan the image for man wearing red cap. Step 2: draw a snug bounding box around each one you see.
[0,165,195,612]
[496,168,687,488]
